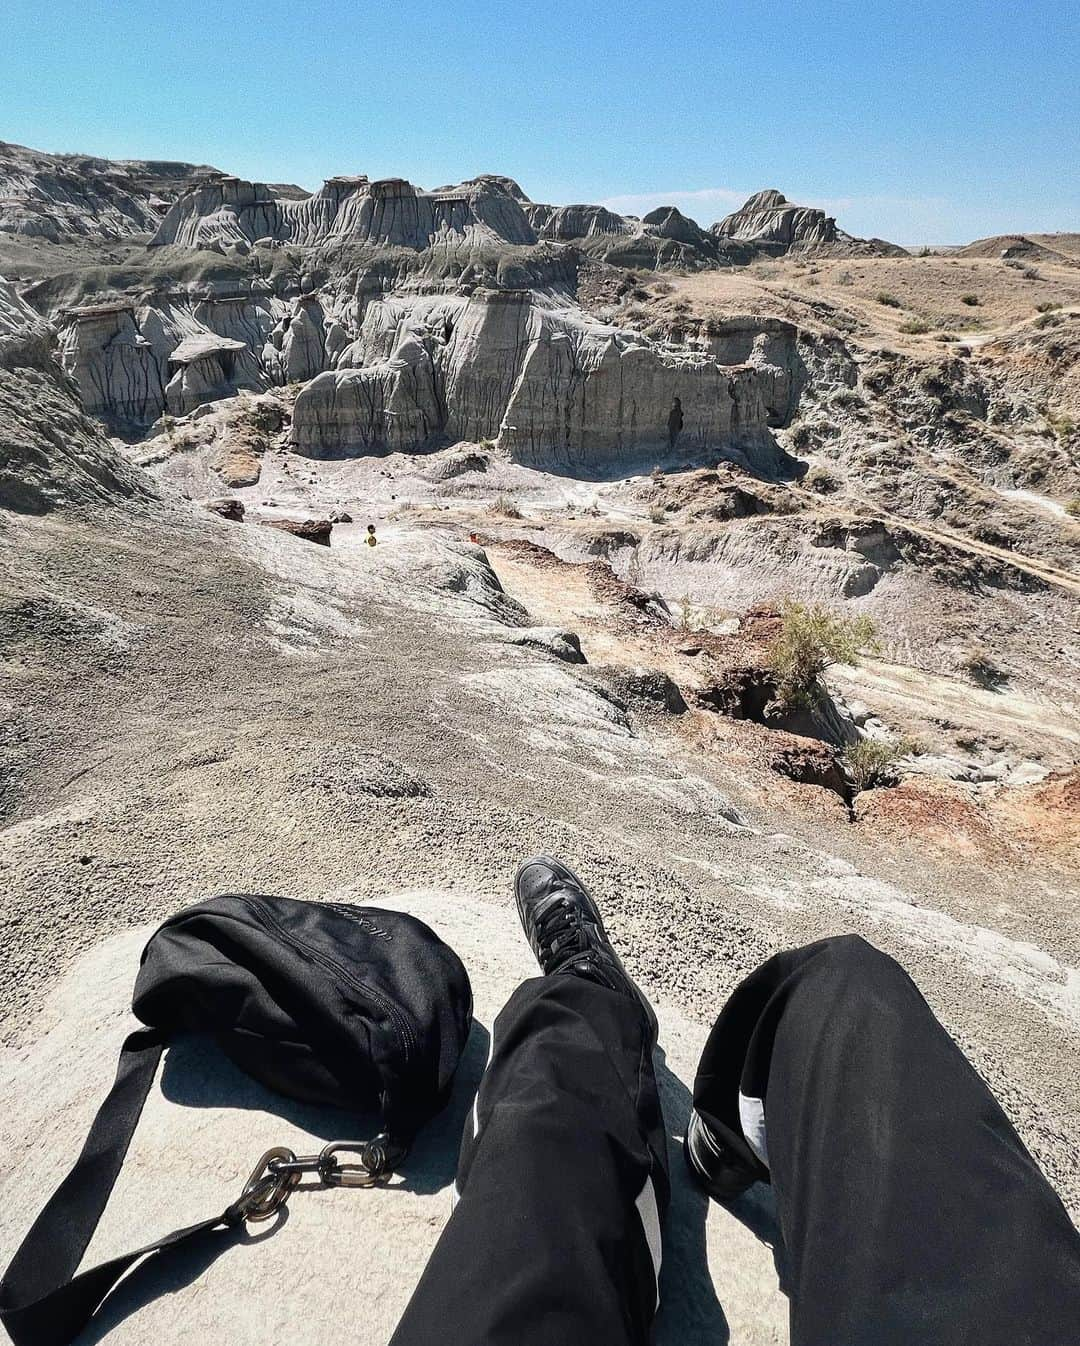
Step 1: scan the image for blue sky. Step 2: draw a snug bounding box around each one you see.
[2,0,1076,243]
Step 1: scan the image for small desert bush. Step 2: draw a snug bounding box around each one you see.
[767,601,878,707]
[1003,259,1024,271]
[875,292,902,308]
[478,437,496,451]
[1023,266,1040,280]
[789,422,814,450]
[1035,302,1060,313]
[959,644,1006,688]
[831,388,864,409]
[489,493,522,519]
[844,738,902,792]
[1034,312,1061,329]
[651,280,674,297]
[648,502,666,524]
[1047,412,1076,439]
[899,317,931,334]
[836,270,853,286]
[1065,498,1080,518]
[935,332,959,342]
[960,293,980,306]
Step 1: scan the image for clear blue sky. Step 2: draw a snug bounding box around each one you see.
[2,0,1077,243]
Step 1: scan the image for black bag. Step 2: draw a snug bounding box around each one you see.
[0,894,473,1346]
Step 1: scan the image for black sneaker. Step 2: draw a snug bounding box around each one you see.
[514,855,657,1041]
[683,1108,758,1202]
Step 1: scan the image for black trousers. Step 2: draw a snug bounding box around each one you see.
[391,936,1080,1346]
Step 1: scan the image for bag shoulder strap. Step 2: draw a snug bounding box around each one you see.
[0,1028,235,1346]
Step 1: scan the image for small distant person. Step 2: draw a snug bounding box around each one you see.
[366,523,377,548]
[667,396,683,451]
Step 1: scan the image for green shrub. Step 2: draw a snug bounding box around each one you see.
[875,292,902,308]
[960,293,980,306]
[1047,412,1076,439]
[899,317,931,334]
[1066,499,1080,518]
[844,738,902,792]
[767,601,878,707]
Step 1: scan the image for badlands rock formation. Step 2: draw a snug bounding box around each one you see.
[0,140,222,243]
[291,290,797,470]
[0,277,150,511]
[17,158,902,446]
[713,189,906,257]
[150,174,538,251]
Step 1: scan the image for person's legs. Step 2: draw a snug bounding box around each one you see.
[688,934,1080,1346]
[391,859,668,1346]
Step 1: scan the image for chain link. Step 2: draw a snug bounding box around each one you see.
[226,1134,403,1224]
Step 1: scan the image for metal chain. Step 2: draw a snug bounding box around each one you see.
[226,1134,402,1224]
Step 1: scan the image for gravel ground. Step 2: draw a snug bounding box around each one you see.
[1,490,1077,1234]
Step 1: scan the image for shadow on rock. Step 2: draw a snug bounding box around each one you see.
[80,1212,284,1345]
[654,1050,731,1346]
[726,1181,791,1297]
[159,1019,491,1197]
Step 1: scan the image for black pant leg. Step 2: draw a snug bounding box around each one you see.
[693,934,1080,1346]
[391,975,669,1346]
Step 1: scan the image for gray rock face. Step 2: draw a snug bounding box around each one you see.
[711,189,907,258]
[712,189,838,252]
[290,289,798,472]
[502,627,587,663]
[151,170,749,272]
[151,175,537,251]
[0,275,153,512]
[0,140,223,242]
[58,291,288,424]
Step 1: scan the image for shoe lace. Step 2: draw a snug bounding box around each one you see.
[534,895,587,962]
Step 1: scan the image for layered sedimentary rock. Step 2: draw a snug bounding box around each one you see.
[291,290,798,473]
[58,289,290,422]
[151,175,537,251]
[712,189,838,252]
[0,276,151,511]
[0,140,223,242]
[712,189,907,257]
[150,171,751,271]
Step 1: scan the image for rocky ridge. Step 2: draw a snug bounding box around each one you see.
[713,189,907,257]
[0,140,225,243]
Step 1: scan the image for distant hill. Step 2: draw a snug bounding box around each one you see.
[957,232,1079,265]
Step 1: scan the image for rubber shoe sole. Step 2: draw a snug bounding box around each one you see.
[684,1109,757,1203]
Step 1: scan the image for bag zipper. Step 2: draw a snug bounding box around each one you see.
[229,896,415,1065]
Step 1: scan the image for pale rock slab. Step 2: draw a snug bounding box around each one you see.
[0,892,789,1346]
